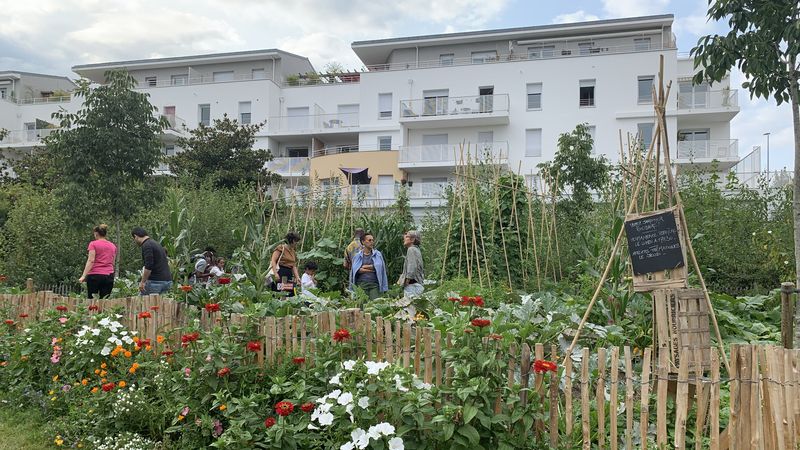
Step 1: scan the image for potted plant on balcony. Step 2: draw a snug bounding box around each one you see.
[285,74,300,86]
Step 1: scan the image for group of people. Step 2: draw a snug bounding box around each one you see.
[78,224,424,302]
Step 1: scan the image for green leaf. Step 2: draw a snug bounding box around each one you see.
[463,403,478,424]
[457,424,480,445]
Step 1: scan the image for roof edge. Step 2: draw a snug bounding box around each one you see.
[72,48,311,71]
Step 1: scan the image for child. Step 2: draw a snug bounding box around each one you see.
[300,261,318,298]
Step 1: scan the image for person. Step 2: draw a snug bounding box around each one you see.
[399,230,424,298]
[131,227,173,295]
[300,261,318,298]
[270,232,302,296]
[78,224,117,299]
[343,228,365,270]
[209,257,226,278]
[349,233,388,301]
[192,247,216,284]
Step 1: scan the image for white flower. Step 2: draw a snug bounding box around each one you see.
[752,232,757,236]
[351,428,370,449]
[307,424,319,430]
[317,411,334,426]
[340,442,355,450]
[388,437,404,450]
[342,360,357,371]
[91,329,101,336]
[120,331,128,336]
[338,392,354,405]
[330,374,342,386]
[368,422,395,438]
[100,346,111,356]
[412,376,432,390]
[122,336,134,345]
[98,318,110,327]
[358,396,370,409]
[365,361,390,375]
[346,403,354,422]
[768,230,773,234]
[785,260,790,265]
[328,389,342,400]
[394,375,409,392]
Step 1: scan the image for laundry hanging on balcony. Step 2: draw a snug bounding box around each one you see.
[340,168,372,185]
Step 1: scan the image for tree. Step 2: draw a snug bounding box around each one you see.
[170,114,277,189]
[537,123,610,208]
[46,69,167,272]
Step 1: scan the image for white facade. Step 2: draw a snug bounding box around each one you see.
[0,14,739,207]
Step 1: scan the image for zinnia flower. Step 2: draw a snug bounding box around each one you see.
[472,296,485,307]
[150,305,159,311]
[156,335,165,344]
[217,367,230,377]
[275,401,295,416]
[0,275,6,282]
[470,318,490,328]
[246,341,261,352]
[18,313,28,318]
[179,285,193,293]
[300,402,314,413]
[118,381,126,388]
[533,359,558,373]
[218,277,231,285]
[55,305,68,312]
[101,382,115,392]
[219,404,227,411]
[88,305,100,312]
[58,317,68,324]
[264,417,276,428]
[181,332,200,344]
[333,328,351,342]
[489,333,503,340]
[4,319,13,326]
[137,311,152,319]
[292,357,306,365]
[161,350,174,356]
[205,303,220,313]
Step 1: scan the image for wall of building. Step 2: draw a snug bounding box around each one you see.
[127,59,278,86]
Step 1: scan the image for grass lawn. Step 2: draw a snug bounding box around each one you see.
[0,406,56,450]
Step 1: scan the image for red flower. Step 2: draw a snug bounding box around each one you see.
[533,359,558,373]
[205,303,220,313]
[179,285,193,293]
[246,341,261,352]
[292,357,306,365]
[4,320,14,326]
[161,350,175,356]
[217,367,231,377]
[136,339,151,349]
[218,277,231,285]
[300,402,314,413]
[275,401,295,416]
[470,318,491,328]
[472,296,485,307]
[332,328,351,342]
[137,311,152,319]
[88,305,100,312]
[459,296,470,306]
[489,333,503,340]
[181,332,200,344]
[101,382,115,392]
[55,305,68,312]
[150,305,160,311]
[0,275,7,282]
[18,314,28,318]
[264,417,276,428]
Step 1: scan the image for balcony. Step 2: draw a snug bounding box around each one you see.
[0,128,58,148]
[311,145,361,158]
[277,182,448,208]
[267,112,359,135]
[677,89,739,121]
[160,114,187,141]
[137,73,271,89]
[675,139,739,170]
[399,141,508,170]
[399,95,509,128]
[266,157,310,178]
[15,95,72,105]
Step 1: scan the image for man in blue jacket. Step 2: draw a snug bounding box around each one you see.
[349,233,388,300]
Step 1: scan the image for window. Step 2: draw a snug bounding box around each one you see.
[239,101,251,124]
[526,83,542,110]
[163,145,176,157]
[527,45,555,59]
[471,51,497,64]
[637,123,655,151]
[171,74,188,86]
[198,104,211,126]
[0,88,6,99]
[213,71,234,82]
[634,37,652,51]
[578,42,598,55]
[440,53,455,66]
[422,89,449,116]
[525,129,542,157]
[638,76,654,104]
[678,82,710,108]
[286,147,309,157]
[378,93,392,119]
[579,79,595,107]
[144,76,157,87]
[378,136,392,151]
[252,68,266,80]
[587,125,596,153]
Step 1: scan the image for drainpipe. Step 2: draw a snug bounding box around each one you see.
[271,56,276,81]
[415,46,419,69]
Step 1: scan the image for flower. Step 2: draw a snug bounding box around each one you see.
[18,313,28,318]
[55,305,68,312]
[358,396,370,408]
[473,296,485,307]
[217,367,230,377]
[101,382,115,392]
[219,404,227,411]
[54,436,64,446]
[367,422,396,439]
[180,285,193,293]
[123,351,132,358]
[533,359,558,373]
[246,341,261,352]
[181,332,200,344]
[90,387,98,394]
[212,419,223,438]
[337,392,353,406]
[343,360,357,371]
[58,317,68,324]
[351,428,370,449]
[137,312,152,319]
[87,305,100,312]
[275,401,295,416]
[184,367,191,377]
[4,320,13,326]
[136,338,151,348]
[293,357,306,364]
[205,303,220,313]
[489,333,503,340]
[161,350,175,356]
[118,381,126,388]
[447,297,459,302]
[333,328,351,342]
[177,415,185,421]
[301,402,314,413]
[81,378,88,386]
[181,406,190,416]
[156,335,165,344]
[470,318,490,328]
[365,361,390,375]
[388,437,404,450]
[264,417,276,428]
[218,277,231,285]
[129,363,140,374]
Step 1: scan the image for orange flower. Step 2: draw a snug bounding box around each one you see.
[132,337,140,344]
[100,363,107,369]
[219,404,227,411]
[123,351,132,358]
[99,370,107,377]
[145,345,152,351]
[81,379,88,386]
[90,387,98,394]
[179,285,193,293]
[118,381,126,388]
[156,335,165,344]
[94,369,100,375]
[100,378,107,383]
[532,359,558,373]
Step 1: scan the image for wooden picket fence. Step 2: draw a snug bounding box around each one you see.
[3,291,800,450]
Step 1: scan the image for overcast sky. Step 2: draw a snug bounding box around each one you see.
[0,0,792,171]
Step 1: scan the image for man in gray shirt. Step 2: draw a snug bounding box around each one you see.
[399,230,424,298]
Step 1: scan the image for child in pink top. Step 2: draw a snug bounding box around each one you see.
[79,224,117,299]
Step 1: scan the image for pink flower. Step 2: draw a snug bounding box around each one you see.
[58,317,68,324]
[184,367,191,377]
[181,406,190,416]
[212,419,223,437]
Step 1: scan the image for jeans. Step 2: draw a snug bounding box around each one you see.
[403,283,424,299]
[142,280,172,295]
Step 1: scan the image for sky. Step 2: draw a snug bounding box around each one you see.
[0,0,792,171]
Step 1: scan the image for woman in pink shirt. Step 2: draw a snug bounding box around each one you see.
[79,224,117,299]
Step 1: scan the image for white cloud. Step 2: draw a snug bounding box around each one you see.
[601,0,670,18]
[552,10,600,24]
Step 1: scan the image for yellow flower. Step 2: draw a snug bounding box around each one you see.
[118,381,126,388]
[52,375,59,382]
[219,404,227,411]
[94,369,100,375]
[132,336,140,344]
[20,355,28,361]
[50,396,57,401]
[177,415,185,421]
[54,436,64,446]
[48,390,55,395]
[90,387,98,394]
[77,443,83,448]
[101,378,107,383]
[157,335,165,344]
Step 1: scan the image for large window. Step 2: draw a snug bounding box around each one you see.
[378,93,392,119]
[378,136,392,151]
[634,37,652,51]
[638,76,654,104]
[526,83,542,110]
[198,104,210,126]
[171,74,188,86]
[637,123,655,151]
[525,129,542,157]
[471,51,497,64]
[439,53,454,66]
[579,79,595,107]
[527,45,555,59]
[238,101,251,125]
[163,145,176,157]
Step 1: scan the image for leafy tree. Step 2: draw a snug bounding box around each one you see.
[45,69,167,270]
[538,123,610,207]
[170,115,277,189]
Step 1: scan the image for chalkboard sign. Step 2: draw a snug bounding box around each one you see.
[625,210,685,275]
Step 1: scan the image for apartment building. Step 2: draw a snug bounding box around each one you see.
[0,14,740,213]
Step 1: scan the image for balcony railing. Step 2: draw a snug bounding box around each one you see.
[0,128,58,145]
[312,145,360,158]
[266,157,310,176]
[367,41,676,72]
[161,114,186,131]
[676,139,738,160]
[277,182,450,206]
[400,95,509,119]
[267,112,359,133]
[677,89,738,110]
[138,73,271,88]
[15,95,72,105]
[399,141,509,165]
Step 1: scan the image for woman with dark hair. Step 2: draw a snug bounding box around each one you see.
[78,224,117,299]
[269,231,302,296]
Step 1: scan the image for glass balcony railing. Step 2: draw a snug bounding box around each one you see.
[400,95,509,119]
